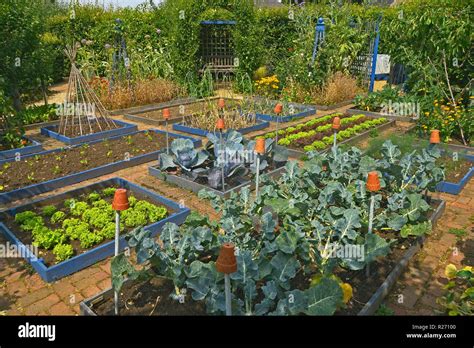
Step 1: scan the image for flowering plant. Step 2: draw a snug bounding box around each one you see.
[254,75,280,98]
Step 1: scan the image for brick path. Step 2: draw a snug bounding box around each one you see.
[384,180,474,315]
[0,101,472,316]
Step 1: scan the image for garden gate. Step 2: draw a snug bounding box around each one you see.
[199,20,236,88]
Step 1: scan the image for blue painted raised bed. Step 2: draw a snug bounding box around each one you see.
[0,177,190,282]
[255,105,316,123]
[436,154,474,195]
[0,137,43,160]
[0,129,201,205]
[40,119,138,145]
[172,120,270,137]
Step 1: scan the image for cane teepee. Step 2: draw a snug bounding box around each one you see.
[58,44,117,136]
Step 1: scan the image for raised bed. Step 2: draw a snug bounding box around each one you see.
[436,153,474,195]
[124,97,241,127]
[40,119,138,145]
[80,198,446,316]
[173,119,270,137]
[346,107,415,122]
[358,198,446,315]
[0,129,201,205]
[110,97,196,116]
[259,113,393,159]
[0,177,190,282]
[255,102,315,123]
[148,163,286,198]
[0,137,43,160]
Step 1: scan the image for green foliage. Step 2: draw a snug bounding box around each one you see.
[438,264,473,316]
[400,221,431,238]
[88,192,101,202]
[41,205,57,217]
[79,231,104,249]
[102,187,117,197]
[50,211,66,224]
[53,243,74,262]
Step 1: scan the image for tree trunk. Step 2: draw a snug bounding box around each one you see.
[41,77,48,105]
[11,86,22,112]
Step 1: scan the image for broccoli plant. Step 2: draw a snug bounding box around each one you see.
[159,138,208,180]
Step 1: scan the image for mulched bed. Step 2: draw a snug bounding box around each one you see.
[0,131,170,193]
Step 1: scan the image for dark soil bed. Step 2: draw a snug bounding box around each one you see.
[2,186,174,266]
[92,277,207,315]
[0,131,171,193]
[60,119,120,138]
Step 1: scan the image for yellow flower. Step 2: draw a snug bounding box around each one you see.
[424,112,429,116]
[462,266,472,272]
[340,283,353,304]
[445,264,458,279]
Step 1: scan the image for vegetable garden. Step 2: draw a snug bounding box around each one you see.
[0,0,472,335]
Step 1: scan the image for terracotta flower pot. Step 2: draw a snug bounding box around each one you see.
[162,108,171,120]
[255,138,266,154]
[216,118,225,130]
[112,188,129,211]
[366,171,381,192]
[274,103,283,114]
[216,243,237,274]
[218,98,225,109]
[430,129,441,144]
[332,116,341,130]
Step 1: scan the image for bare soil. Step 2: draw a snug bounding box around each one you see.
[0,131,171,193]
[92,276,207,315]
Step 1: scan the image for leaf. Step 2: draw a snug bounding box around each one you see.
[111,254,139,293]
[275,227,301,254]
[270,252,300,285]
[304,278,343,315]
[230,250,258,284]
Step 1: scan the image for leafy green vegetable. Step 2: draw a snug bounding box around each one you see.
[53,243,74,262]
[50,211,66,224]
[41,205,57,217]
